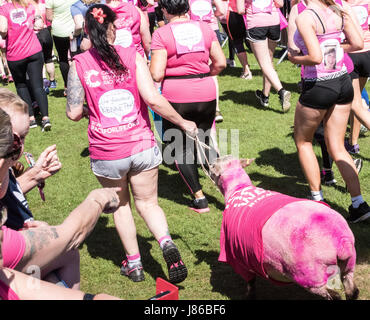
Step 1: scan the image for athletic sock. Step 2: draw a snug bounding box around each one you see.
[351,195,364,209]
[127,253,141,267]
[311,190,324,201]
[278,88,285,96]
[158,235,173,250]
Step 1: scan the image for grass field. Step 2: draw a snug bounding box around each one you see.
[5,44,370,300]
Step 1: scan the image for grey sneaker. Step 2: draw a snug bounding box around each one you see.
[41,119,51,132]
[279,89,291,112]
[162,241,188,284]
[255,90,269,107]
[29,119,37,129]
[120,259,145,282]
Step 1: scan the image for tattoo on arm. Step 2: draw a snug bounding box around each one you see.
[66,65,85,113]
[22,227,60,259]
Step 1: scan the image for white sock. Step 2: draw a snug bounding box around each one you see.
[351,195,364,209]
[311,190,324,201]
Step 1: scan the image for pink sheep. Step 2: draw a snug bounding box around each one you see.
[210,155,359,300]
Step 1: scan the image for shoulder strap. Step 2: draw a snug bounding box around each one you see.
[308,8,326,34]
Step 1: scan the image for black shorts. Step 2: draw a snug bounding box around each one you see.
[299,73,354,109]
[348,51,370,79]
[246,24,281,42]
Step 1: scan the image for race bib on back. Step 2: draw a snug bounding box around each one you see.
[170,21,205,54]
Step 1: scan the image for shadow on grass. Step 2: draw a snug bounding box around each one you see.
[84,216,186,285]
[193,249,321,300]
[49,89,66,98]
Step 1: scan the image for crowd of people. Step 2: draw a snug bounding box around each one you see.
[0,0,369,300]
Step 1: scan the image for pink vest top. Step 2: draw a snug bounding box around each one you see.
[296,0,354,75]
[108,2,144,56]
[74,46,156,160]
[294,7,346,79]
[0,2,42,61]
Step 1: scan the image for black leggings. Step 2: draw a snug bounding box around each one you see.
[37,28,53,64]
[162,100,218,194]
[221,22,235,61]
[7,51,48,118]
[226,11,249,54]
[52,35,70,87]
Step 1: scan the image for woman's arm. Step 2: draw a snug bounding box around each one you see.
[287,4,300,53]
[236,0,246,15]
[288,11,322,65]
[149,48,167,82]
[72,14,84,36]
[66,61,85,121]
[341,4,363,52]
[45,8,53,23]
[136,53,198,135]
[209,40,226,76]
[137,7,151,59]
[273,0,284,9]
[0,268,121,300]
[0,16,7,39]
[213,0,226,17]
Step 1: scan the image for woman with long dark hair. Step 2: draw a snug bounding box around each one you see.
[0,0,51,131]
[66,4,197,283]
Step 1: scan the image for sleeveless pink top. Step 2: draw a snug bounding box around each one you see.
[294,6,346,79]
[74,45,156,160]
[108,2,145,56]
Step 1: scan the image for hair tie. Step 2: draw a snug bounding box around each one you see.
[91,8,106,24]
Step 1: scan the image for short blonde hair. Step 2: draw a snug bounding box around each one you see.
[0,88,28,116]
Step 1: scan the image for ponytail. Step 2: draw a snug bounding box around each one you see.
[85,4,128,77]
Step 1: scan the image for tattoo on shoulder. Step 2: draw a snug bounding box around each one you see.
[66,65,85,112]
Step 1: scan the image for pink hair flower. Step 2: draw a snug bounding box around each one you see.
[91,8,106,24]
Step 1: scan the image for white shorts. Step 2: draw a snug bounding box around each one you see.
[91,145,162,179]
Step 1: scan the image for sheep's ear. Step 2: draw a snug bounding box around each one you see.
[240,158,255,168]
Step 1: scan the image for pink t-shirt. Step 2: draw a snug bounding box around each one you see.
[0,2,42,61]
[108,2,145,56]
[244,0,280,29]
[346,0,370,52]
[74,45,156,160]
[218,186,302,282]
[150,20,217,103]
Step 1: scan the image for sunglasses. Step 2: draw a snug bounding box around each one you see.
[3,133,22,161]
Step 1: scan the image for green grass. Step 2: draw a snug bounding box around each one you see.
[6,46,370,300]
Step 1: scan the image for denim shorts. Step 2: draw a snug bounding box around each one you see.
[91,145,162,179]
